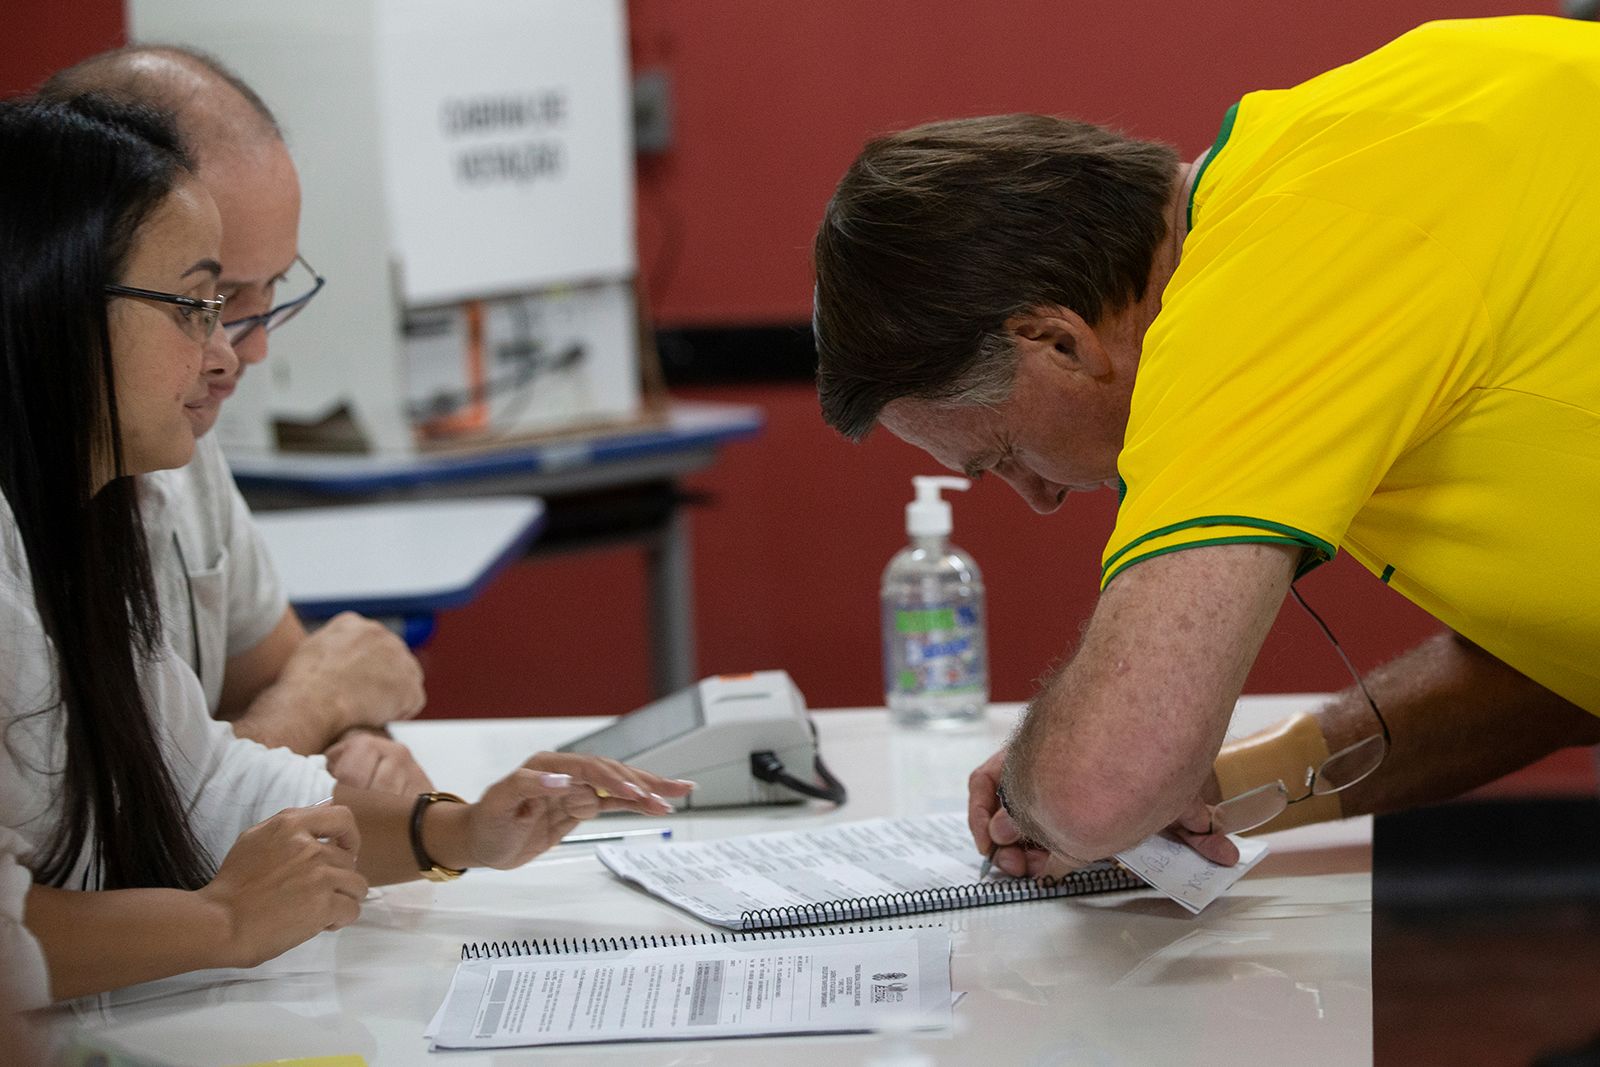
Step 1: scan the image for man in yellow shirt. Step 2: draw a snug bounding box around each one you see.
[813,15,1600,875]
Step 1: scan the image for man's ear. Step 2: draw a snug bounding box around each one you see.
[1005,306,1111,378]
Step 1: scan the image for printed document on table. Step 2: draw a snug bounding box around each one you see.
[429,926,952,1049]
[596,812,1053,928]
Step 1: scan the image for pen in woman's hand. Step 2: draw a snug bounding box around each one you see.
[559,828,673,846]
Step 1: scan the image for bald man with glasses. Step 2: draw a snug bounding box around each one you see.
[41,47,432,795]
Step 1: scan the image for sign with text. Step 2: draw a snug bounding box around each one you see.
[377,0,634,305]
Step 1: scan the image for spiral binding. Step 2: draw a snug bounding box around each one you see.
[462,922,936,960]
[736,862,1143,931]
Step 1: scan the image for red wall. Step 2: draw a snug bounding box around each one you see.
[8,3,1590,804]
[627,0,1552,325]
[0,5,121,95]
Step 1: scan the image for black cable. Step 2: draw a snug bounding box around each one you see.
[405,341,585,422]
[749,719,847,804]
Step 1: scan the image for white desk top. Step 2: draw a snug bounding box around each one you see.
[253,496,544,617]
[69,698,1370,1065]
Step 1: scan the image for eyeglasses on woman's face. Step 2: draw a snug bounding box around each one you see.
[103,284,226,344]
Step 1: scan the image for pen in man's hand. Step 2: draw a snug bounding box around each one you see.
[980,782,1012,878]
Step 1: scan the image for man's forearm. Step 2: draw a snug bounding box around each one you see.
[220,612,426,754]
[1005,543,1299,860]
[217,609,331,754]
[227,685,338,755]
[1318,631,1600,817]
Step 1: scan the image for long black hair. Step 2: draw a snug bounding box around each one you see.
[0,95,212,890]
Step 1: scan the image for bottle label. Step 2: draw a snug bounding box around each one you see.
[891,604,984,695]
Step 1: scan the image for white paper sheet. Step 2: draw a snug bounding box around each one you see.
[429,926,952,1049]
[1115,833,1270,914]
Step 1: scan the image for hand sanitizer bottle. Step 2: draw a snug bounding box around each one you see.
[881,476,988,728]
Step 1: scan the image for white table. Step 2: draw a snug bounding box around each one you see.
[68,698,1371,1065]
[254,497,545,621]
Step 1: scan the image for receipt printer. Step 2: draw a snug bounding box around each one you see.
[557,671,846,809]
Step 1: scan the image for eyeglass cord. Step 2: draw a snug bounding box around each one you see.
[1288,584,1393,746]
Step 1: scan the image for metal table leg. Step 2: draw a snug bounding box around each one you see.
[646,502,697,694]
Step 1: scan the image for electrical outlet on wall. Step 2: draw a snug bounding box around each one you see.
[633,67,673,154]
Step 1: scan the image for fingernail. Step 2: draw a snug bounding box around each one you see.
[649,792,672,806]
[625,782,649,798]
[672,779,697,788]
[539,772,572,788]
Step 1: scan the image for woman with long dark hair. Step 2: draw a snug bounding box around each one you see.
[0,95,691,1005]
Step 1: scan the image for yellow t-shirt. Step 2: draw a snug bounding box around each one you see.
[1104,16,1600,713]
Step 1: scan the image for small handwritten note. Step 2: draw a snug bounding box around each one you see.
[1114,833,1269,914]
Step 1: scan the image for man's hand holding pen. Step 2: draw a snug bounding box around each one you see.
[968,748,1076,880]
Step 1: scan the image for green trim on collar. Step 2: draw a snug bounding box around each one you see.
[1187,102,1239,232]
[1102,514,1336,578]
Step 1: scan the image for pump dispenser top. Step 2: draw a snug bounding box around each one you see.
[907,476,970,538]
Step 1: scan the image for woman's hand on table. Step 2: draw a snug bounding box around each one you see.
[198,803,368,967]
[453,753,695,870]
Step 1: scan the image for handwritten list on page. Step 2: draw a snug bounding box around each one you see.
[1115,833,1270,914]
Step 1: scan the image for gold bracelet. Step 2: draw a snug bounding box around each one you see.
[409,790,469,882]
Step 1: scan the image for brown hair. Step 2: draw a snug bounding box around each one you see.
[813,114,1178,439]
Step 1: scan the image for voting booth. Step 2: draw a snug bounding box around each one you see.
[127,0,642,455]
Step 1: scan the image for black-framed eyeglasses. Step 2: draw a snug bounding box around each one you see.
[221,254,325,346]
[103,284,226,342]
[1205,584,1393,835]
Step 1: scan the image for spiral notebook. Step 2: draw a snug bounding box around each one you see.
[595,811,1144,930]
[432,924,952,1049]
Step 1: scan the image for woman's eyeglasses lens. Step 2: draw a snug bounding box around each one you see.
[104,285,224,343]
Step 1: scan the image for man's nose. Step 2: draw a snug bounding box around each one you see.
[1003,471,1068,515]
[231,325,270,368]
[203,327,240,378]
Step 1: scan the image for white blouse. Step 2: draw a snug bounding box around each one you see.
[0,488,333,1006]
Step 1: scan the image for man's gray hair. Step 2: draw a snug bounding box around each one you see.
[949,332,1023,409]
